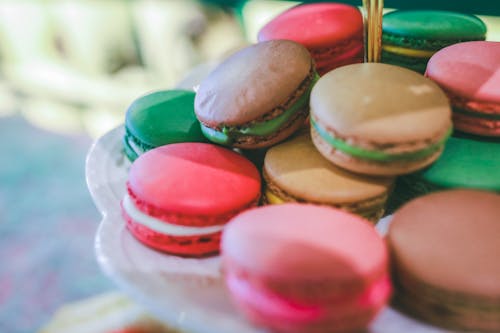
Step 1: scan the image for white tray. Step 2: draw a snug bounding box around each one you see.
[86,125,456,333]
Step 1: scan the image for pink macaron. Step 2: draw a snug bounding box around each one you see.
[426,41,500,136]
[122,143,261,257]
[221,203,391,333]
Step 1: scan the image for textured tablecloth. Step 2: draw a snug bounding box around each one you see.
[0,115,113,333]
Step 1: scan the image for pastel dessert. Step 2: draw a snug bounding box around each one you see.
[310,63,452,176]
[195,40,319,149]
[387,133,500,212]
[123,90,207,161]
[222,204,391,333]
[258,3,363,75]
[122,143,261,257]
[426,41,500,137]
[382,10,486,73]
[262,132,394,221]
[388,190,500,332]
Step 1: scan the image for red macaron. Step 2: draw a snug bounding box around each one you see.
[258,3,364,75]
[121,143,261,257]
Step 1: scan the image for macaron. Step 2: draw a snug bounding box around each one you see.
[387,133,500,211]
[194,40,319,149]
[222,204,391,333]
[382,10,487,73]
[123,90,207,161]
[258,3,364,75]
[310,63,452,176]
[263,132,394,222]
[388,190,500,332]
[121,143,261,257]
[426,41,500,137]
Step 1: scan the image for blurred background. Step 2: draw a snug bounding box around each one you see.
[0,1,498,332]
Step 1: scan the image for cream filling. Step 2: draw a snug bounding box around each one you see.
[123,194,224,236]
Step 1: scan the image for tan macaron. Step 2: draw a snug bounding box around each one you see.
[263,132,394,221]
[310,63,452,176]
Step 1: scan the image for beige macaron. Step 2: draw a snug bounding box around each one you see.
[310,63,452,176]
[263,132,394,221]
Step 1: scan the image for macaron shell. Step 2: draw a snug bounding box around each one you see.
[419,134,500,190]
[426,41,500,105]
[195,40,312,126]
[128,143,261,218]
[383,10,487,46]
[452,113,500,136]
[388,190,500,297]
[125,90,207,147]
[381,51,428,74]
[222,204,387,284]
[258,3,363,49]
[310,63,451,143]
[226,272,390,333]
[264,133,393,204]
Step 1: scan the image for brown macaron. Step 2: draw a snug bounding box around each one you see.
[387,190,500,332]
[195,40,319,149]
[263,132,394,221]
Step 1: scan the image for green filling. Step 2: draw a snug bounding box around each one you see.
[200,125,232,145]
[201,70,319,145]
[454,107,500,120]
[311,117,452,162]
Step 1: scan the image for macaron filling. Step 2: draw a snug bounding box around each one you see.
[200,71,319,145]
[122,194,224,236]
[382,45,435,58]
[311,117,452,162]
[263,183,387,222]
[382,33,465,51]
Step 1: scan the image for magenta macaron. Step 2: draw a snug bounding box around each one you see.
[221,203,391,333]
[122,143,261,257]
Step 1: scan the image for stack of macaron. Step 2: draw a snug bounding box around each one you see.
[388,41,500,211]
[114,5,500,332]
[118,38,398,331]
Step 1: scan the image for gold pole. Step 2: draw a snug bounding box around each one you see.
[362,0,384,62]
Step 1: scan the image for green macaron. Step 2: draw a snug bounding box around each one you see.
[382,10,487,73]
[123,90,207,161]
[387,133,500,212]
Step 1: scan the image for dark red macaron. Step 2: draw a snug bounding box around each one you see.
[121,143,261,257]
[258,3,364,75]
